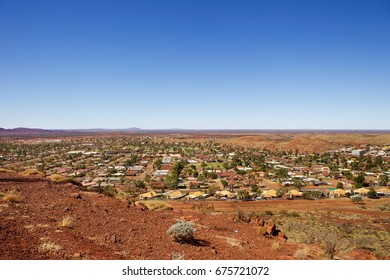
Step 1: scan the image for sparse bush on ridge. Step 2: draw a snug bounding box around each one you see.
[192,201,214,214]
[49,174,66,183]
[2,192,21,203]
[167,220,196,243]
[20,169,44,176]
[137,201,173,211]
[0,168,14,173]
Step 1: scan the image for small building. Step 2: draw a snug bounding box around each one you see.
[352,149,366,156]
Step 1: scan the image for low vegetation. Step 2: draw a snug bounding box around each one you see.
[58,216,73,228]
[2,192,21,203]
[38,240,61,253]
[167,220,196,243]
[276,210,390,259]
[20,169,44,176]
[192,201,215,214]
[49,174,66,183]
[137,201,173,211]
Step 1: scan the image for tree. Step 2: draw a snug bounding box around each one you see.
[207,185,218,196]
[237,190,251,200]
[336,182,344,189]
[379,174,388,186]
[354,172,367,188]
[220,180,228,188]
[135,180,145,189]
[367,189,378,199]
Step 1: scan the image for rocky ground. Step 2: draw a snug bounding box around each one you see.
[0,173,296,260]
[1,173,389,260]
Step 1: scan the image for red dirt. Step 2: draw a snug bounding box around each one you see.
[0,173,298,260]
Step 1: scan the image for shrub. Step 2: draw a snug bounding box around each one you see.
[351,196,363,204]
[271,241,280,251]
[0,168,13,173]
[167,221,196,243]
[49,174,66,183]
[367,189,378,199]
[38,241,61,253]
[3,193,21,203]
[59,216,73,228]
[265,210,274,216]
[233,208,251,223]
[294,247,309,260]
[20,169,44,176]
[258,226,267,236]
[138,201,173,211]
[171,252,185,260]
[192,201,214,214]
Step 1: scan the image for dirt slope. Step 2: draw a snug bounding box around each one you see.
[0,173,297,260]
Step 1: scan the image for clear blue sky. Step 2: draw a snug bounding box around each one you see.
[1,0,389,129]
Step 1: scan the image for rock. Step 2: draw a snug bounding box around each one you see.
[70,193,82,199]
[265,219,276,236]
[251,217,265,226]
[277,231,287,242]
[73,252,82,258]
[138,203,148,211]
[349,249,377,260]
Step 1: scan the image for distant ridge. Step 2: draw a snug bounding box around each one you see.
[1,127,390,136]
[0,127,55,134]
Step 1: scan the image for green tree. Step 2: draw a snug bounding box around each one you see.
[354,172,366,188]
[367,189,378,198]
[379,174,388,186]
[220,180,228,188]
[336,182,344,189]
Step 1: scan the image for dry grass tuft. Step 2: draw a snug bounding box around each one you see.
[0,168,14,173]
[3,193,21,203]
[271,241,281,251]
[294,247,310,260]
[171,252,185,260]
[137,201,173,211]
[49,174,66,183]
[38,241,61,253]
[20,169,44,176]
[58,216,73,228]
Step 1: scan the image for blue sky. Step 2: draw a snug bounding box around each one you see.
[1,0,389,129]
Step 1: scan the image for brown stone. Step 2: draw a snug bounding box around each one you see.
[265,219,276,235]
[251,217,265,226]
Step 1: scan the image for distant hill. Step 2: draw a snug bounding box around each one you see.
[0,127,142,136]
[0,127,55,135]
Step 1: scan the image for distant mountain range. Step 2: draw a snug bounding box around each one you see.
[1,127,389,136]
[0,127,142,135]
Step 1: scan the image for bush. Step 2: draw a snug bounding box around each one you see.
[167,221,196,243]
[192,201,214,214]
[20,169,44,176]
[38,241,61,253]
[3,193,21,203]
[233,208,252,223]
[351,196,363,204]
[138,201,173,211]
[258,226,267,236]
[49,174,66,183]
[367,189,378,199]
[58,216,73,228]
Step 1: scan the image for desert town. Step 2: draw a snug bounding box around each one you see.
[1,132,390,260]
[1,134,390,201]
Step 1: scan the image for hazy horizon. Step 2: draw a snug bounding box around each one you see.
[1,0,389,130]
